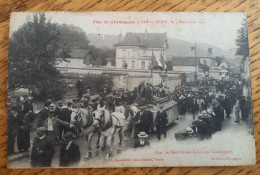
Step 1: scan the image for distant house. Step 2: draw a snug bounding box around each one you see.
[115,31,168,70]
[172,57,199,72]
[56,48,94,68]
[68,48,94,65]
[172,48,216,72]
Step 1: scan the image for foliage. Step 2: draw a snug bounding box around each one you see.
[236,17,249,58]
[88,45,116,66]
[56,24,90,49]
[33,79,67,100]
[62,73,114,95]
[82,74,113,94]
[235,17,249,73]
[200,64,210,73]
[215,56,225,66]
[8,12,68,100]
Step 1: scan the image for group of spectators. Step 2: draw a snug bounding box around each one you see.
[7,75,252,166]
[174,78,252,140]
[7,97,81,167]
[7,79,170,167]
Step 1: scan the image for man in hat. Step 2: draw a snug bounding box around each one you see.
[15,96,25,114]
[59,132,81,167]
[61,101,73,124]
[223,94,232,118]
[131,106,144,138]
[145,83,152,104]
[30,127,55,167]
[177,95,186,120]
[134,132,150,148]
[240,96,250,120]
[155,104,168,141]
[100,87,108,101]
[54,101,65,141]
[139,106,153,134]
[212,100,224,131]
[76,76,84,99]
[191,97,198,120]
[85,87,91,100]
[37,99,52,127]
[43,103,70,144]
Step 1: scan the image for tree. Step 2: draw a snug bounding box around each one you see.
[82,74,113,94]
[88,45,116,66]
[165,60,173,71]
[236,17,249,72]
[8,12,68,99]
[56,24,90,49]
[215,56,225,66]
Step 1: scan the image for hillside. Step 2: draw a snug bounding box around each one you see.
[86,33,236,61]
[86,33,119,48]
[166,38,236,60]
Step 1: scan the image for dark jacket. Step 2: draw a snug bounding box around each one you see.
[30,136,55,167]
[37,107,49,128]
[59,141,81,167]
[145,86,152,102]
[76,80,84,91]
[61,107,72,123]
[191,101,198,113]
[139,110,154,134]
[155,110,168,128]
[54,106,63,120]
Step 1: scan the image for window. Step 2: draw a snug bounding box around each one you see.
[122,50,126,58]
[122,60,128,69]
[132,61,135,68]
[132,50,136,58]
[141,61,145,69]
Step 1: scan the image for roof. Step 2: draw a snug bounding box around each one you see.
[172,57,200,66]
[69,49,89,58]
[115,32,168,48]
[186,47,213,58]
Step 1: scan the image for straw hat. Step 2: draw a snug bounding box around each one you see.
[137,132,149,138]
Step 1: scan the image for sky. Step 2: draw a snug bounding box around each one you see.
[9,12,246,53]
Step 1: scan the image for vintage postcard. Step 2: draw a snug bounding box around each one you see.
[7,12,255,168]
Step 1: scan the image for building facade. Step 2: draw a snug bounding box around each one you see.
[115,32,168,70]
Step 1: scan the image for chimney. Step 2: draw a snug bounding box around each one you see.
[119,32,123,43]
[208,48,212,56]
[144,29,147,39]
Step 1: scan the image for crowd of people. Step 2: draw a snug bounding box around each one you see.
[7,78,171,167]
[7,75,252,167]
[174,77,251,140]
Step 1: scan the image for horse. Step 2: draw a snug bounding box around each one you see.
[93,108,125,161]
[70,106,100,160]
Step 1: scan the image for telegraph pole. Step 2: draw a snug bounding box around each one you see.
[194,42,198,82]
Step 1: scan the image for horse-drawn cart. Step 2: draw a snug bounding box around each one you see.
[146,99,179,127]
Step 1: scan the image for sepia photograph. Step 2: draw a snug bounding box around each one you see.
[7,12,255,168]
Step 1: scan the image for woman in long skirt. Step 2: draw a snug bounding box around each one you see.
[17,113,30,152]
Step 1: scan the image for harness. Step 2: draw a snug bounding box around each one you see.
[95,110,122,133]
[82,108,94,129]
